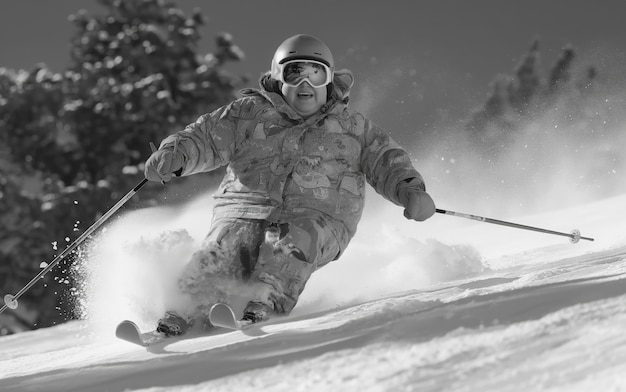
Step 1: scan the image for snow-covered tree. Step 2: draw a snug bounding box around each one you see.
[0,0,245,332]
[466,39,597,152]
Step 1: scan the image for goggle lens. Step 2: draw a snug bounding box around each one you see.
[281,60,331,88]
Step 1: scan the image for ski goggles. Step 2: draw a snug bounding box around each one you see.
[276,59,333,88]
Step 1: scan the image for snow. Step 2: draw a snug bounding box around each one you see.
[3,69,626,389]
[1,189,625,391]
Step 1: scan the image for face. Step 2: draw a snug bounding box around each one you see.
[281,81,328,118]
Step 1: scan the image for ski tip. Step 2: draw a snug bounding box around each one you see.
[116,320,167,347]
[115,320,144,345]
[209,303,236,320]
[118,319,139,326]
[209,302,233,313]
[209,303,242,330]
[115,320,139,335]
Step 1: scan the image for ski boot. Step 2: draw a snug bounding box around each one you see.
[156,310,194,337]
[241,301,273,325]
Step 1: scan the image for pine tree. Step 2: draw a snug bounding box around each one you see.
[547,45,575,94]
[508,39,541,115]
[0,0,245,332]
[466,39,595,152]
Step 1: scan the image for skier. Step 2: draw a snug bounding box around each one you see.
[144,34,436,335]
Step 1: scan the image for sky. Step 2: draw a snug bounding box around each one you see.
[2,0,626,132]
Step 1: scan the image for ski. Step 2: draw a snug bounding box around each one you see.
[115,320,168,347]
[209,303,252,331]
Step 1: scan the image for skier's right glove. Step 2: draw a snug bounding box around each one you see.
[144,146,185,183]
[398,178,436,222]
[401,189,436,221]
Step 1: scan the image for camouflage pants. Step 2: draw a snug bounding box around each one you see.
[178,216,342,318]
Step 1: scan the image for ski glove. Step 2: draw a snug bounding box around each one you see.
[398,179,436,222]
[144,146,185,183]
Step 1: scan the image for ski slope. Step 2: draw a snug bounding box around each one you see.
[1,192,625,392]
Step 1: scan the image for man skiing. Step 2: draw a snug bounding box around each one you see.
[144,34,436,335]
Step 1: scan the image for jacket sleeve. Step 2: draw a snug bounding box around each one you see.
[358,114,426,206]
[158,101,241,176]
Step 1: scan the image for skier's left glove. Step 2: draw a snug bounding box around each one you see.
[398,179,436,221]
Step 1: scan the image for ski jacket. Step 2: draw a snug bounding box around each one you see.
[160,70,426,252]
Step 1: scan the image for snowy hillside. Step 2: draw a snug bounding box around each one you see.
[1,190,625,392]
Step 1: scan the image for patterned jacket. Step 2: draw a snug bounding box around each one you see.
[160,70,426,252]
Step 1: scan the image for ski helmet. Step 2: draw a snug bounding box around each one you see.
[270,34,335,82]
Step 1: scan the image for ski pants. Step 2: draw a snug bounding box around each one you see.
[178,215,343,316]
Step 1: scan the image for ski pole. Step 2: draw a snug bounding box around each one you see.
[435,208,594,243]
[1,177,149,314]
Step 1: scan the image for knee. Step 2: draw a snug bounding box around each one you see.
[188,248,222,274]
